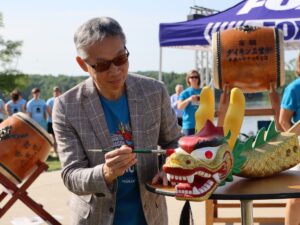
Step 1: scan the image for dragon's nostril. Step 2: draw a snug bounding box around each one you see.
[186,160,191,165]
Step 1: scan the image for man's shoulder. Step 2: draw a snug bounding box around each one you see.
[127,73,164,89]
[57,77,91,102]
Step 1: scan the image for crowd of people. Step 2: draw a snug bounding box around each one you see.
[0,86,62,156]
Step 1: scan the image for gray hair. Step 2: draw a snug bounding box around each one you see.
[74,17,126,59]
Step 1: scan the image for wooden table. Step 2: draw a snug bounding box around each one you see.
[146,170,300,225]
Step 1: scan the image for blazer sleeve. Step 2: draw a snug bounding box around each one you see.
[52,96,116,197]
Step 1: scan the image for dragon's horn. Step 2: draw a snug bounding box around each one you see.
[195,86,215,133]
[223,88,245,150]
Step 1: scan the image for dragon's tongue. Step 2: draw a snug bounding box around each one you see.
[177,183,192,189]
[177,176,208,189]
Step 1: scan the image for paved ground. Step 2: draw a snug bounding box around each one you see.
[0,170,286,225]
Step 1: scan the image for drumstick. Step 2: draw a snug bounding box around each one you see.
[88,148,167,154]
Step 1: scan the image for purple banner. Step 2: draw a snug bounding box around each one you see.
[159,0,300,48]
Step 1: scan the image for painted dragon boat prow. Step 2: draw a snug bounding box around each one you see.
[163,86,300,202]
[236,121,300,178]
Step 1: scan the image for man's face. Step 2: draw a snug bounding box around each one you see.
[32,91,40,99]
[81,36,129,98]
[53,90,61,97]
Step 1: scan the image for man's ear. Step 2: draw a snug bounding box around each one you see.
[76,56,88,72]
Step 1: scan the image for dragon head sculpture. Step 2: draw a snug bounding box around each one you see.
[163,120,233,201]
[163,86,245,201]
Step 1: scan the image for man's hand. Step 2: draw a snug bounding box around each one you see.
[151,170,168,186]
[103,145,137,184]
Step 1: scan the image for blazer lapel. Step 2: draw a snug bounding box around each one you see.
[126,75,145,148]
[81,78,112,149]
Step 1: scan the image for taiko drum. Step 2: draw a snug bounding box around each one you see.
[212,26,285,93]
[0,112,53,184]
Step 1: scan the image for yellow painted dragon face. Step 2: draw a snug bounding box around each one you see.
[163,121,233,201]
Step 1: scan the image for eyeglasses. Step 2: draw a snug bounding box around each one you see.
[88,47,129,72]
[189,76,199,79]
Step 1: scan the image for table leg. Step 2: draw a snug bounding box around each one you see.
[240,200,253,225]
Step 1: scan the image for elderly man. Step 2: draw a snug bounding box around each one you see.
[52,17,181,225]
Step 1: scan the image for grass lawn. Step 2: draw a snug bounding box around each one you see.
[45,155,61,172]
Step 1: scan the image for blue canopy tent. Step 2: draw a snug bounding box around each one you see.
[158,0,300,80]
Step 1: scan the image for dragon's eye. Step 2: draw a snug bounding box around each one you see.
[186,159,191,165]
[191,146,219,161]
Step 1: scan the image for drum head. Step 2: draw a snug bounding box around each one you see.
[14,112,54,145]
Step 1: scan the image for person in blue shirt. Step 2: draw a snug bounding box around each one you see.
[5,90,25,116]
[16,89,27,111]
[280,53,300,225]
[177,69,202,135]
[170,84,183,126]
[26,88,47,130]
[280,53,300,131]
[46,86,61,156]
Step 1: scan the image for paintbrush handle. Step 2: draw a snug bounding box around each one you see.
[88,149,167,154]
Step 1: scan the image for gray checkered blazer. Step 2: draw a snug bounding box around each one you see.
[52,74,182,225]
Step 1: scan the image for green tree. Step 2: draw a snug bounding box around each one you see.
[0,12,22,73]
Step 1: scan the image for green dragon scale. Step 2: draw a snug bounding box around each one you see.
[235,121,300,178]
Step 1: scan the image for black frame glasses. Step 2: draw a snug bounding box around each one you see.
[88,46,129,73]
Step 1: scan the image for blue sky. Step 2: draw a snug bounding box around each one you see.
[2,0,296,76]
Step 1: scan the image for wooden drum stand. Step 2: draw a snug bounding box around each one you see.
[0,161,61,225]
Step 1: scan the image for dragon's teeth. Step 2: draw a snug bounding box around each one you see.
[187,174,194,183]
[192,187,200,195]
[197,171,211,178]
[167,174,171,181]
[212,173,221,183]
[199,187,205,193]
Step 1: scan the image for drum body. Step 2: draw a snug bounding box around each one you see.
[0,112,53,184]
[212,26,285,93]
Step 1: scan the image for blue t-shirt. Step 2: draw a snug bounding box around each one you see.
[46,97,55,122]
[281,77,300,123]
[178,87,201,129]
[100,94,147,225]
[26,98,47,130]
[19,98,27,108]
[7,99,23,115]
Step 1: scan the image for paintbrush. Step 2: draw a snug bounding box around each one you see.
[88,148,175,154]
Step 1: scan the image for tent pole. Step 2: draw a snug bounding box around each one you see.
[159,47,163,81]
[206,51,209,86]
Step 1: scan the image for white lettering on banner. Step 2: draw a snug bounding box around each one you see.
[204,19,300,45]
[238,0,265,15]
[204,21,246,44]
[237,0,300,15]
[266,0,300,10]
